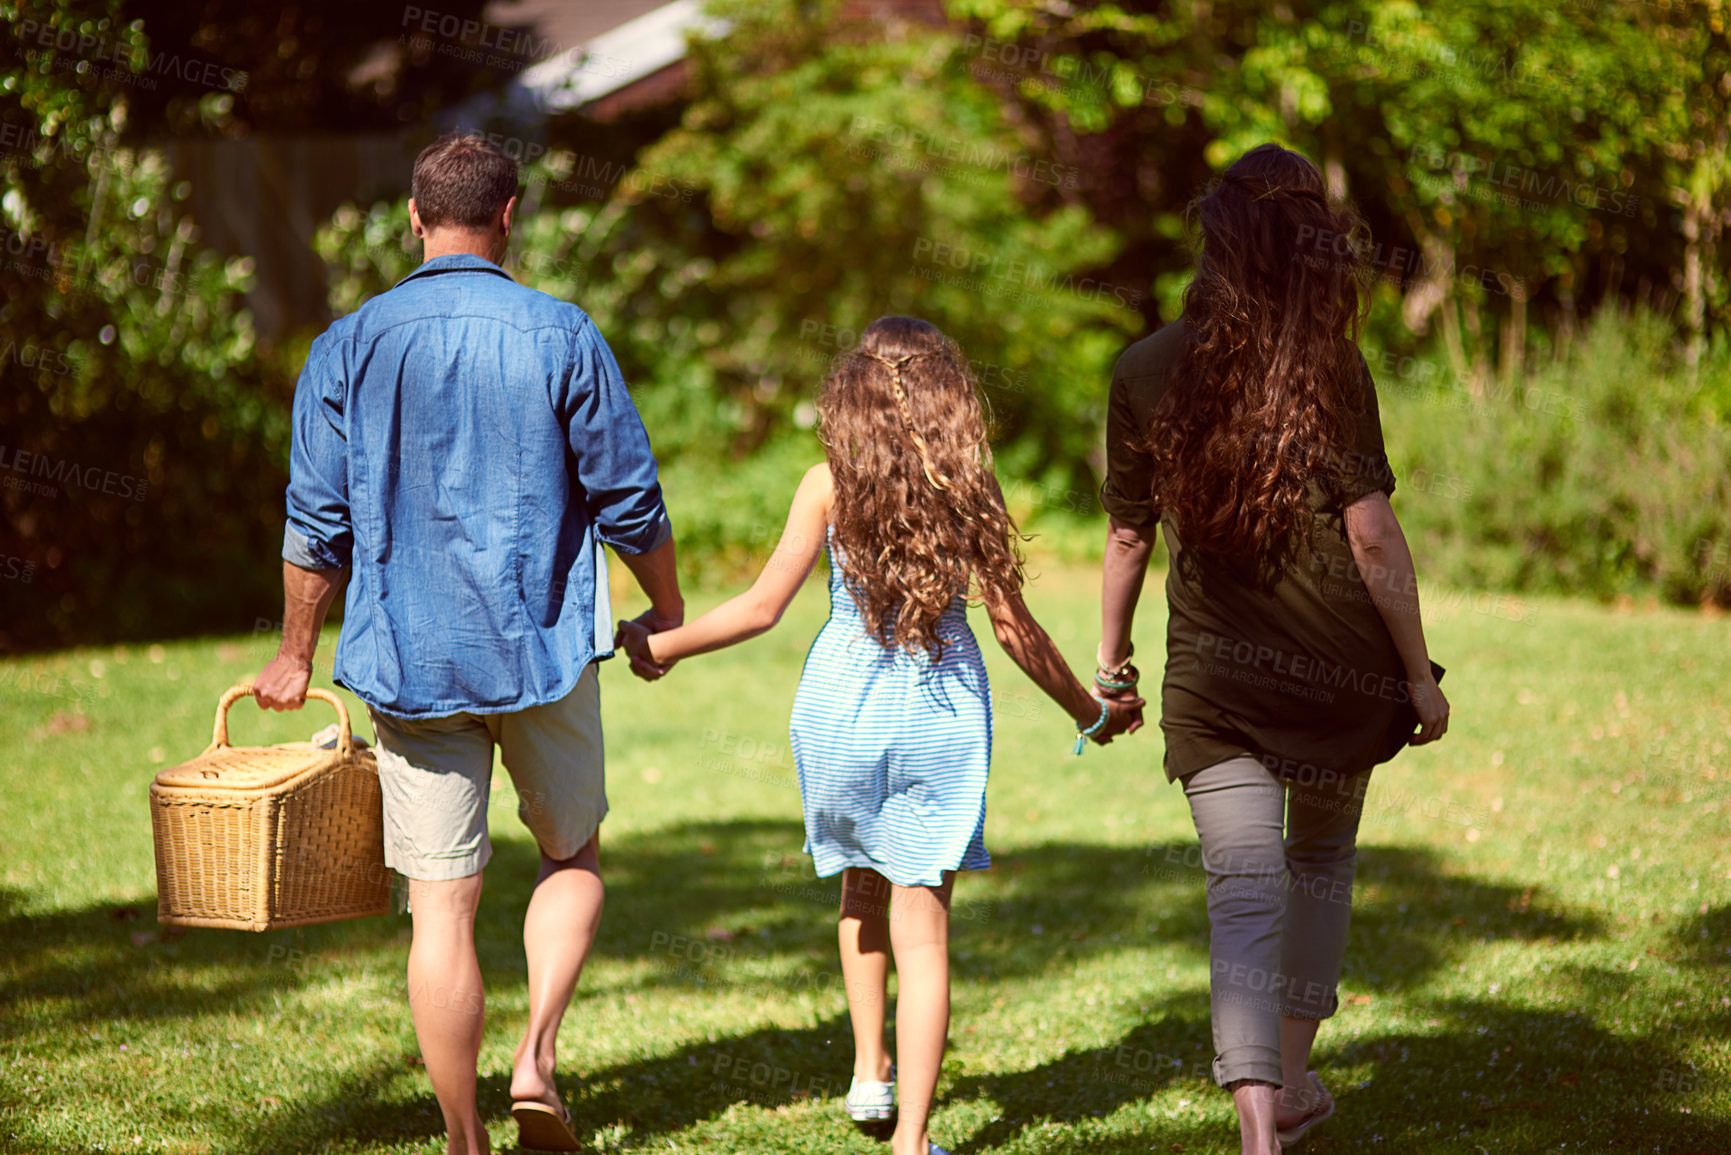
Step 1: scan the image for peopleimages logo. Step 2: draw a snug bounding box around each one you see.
[1408,144,1639,218]
[400,6,632,77]
[15,20,248,93]
[0,340,78,378]
[0,446,149,501]
[848,116,1081,190]
[910,238,1144,310]
[961,34,1183,108]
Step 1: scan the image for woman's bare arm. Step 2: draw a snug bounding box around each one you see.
[1344,491,1450,744]
[1100,515,1158,671]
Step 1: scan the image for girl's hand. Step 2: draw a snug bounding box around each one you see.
[1092,694,1145,744]
[614,619,669,682]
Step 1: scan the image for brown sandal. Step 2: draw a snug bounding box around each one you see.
[1275,1072,1334,1148]
[512,1100,582,1151]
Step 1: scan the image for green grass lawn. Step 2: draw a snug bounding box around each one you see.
[2,558,1728,1154]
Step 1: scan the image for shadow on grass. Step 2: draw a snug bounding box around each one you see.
[1670,902,1731,972]
[938,1000,1731,1153]
[1344,845,1605,991]
[941,1004,1218,1152]
[0,883,412,1040]
[3,820,1689,1154]
[576,823,1608,998]
[222,994,1731,1154]
[0,820,1607,1040]
[1319,1000,1731,1152]
[226,1010,867,1154]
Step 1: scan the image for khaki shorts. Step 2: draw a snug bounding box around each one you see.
[367,665,607,881]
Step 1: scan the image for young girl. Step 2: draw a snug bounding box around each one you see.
[617,315,1140,1155]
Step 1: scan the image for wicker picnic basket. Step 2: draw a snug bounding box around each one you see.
[150,683,394,932]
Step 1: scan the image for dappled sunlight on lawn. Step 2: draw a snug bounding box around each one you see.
[2,564,1728,1152]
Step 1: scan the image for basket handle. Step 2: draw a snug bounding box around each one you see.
[211,683,352,757]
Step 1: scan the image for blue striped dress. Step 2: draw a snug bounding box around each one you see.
[789,536,993,887]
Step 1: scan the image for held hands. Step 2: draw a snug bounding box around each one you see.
[1407,671,1451,745]
[614,608,679,682]
[1084,642,1145,745]
[1083,692,1145,746]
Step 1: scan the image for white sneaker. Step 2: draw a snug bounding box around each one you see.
[844,1068,896,1122]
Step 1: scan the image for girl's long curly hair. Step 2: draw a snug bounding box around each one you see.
[1150,143,1369,567]
[818,316,1024,659]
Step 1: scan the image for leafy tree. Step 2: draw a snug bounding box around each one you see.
[10,0,1731,645]
[320,0,1144,555]
[0,0,273,650]
[0,0,523,649]
[947,0,1728,389]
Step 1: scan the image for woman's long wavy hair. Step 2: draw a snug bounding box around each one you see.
[1150,143,1369,568]
[818,316,1024,659]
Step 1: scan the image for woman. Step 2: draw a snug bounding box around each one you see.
[1095,143,1450,1154]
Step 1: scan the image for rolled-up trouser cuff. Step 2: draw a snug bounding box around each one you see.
[1212,1046,1284,1089]
[1279,988,1340,1021]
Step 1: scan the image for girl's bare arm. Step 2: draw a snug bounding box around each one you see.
[625,464,834,667]
[984,589,1142,741]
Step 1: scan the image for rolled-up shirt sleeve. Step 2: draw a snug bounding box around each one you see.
[1099,357,1160,526]
[283,334,353,571]
[561,321,672,555]
[1328,354,1398,507]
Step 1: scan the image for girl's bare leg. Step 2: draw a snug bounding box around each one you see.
[887,876,953,1155]
[839,867,894,1082]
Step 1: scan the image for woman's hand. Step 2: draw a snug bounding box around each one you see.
[1407,672,1450,744]
[1089,641,1145,743]
[1101,694,1146,743]
[614,619,669,682]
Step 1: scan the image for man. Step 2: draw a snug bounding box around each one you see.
[255,132,682,1155]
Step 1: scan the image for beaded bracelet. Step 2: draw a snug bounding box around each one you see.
[1094,663,1141,693]
[1095,642,1139,693]
[1074,698,1110,755]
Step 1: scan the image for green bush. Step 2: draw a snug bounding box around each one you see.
[0,4,284,651]
[1378,311,1731,605]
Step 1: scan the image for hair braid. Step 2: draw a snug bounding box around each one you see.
[818,316,1025,660]
[863,350,955,494]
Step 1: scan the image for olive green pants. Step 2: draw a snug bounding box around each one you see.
[1181,754,1368,1088]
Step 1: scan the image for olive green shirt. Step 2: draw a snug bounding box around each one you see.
[1102,319,1412,784]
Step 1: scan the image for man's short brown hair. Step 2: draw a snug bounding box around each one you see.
[411,133,520,231]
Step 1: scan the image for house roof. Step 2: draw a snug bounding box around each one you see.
[481,0,674,50]
[490,0,725,114]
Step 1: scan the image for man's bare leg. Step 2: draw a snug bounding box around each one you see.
[408,872,490,1155]
[509,834,605,1114]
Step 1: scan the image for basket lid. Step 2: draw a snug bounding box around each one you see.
[153,684,362,791]
[154,743,340,791]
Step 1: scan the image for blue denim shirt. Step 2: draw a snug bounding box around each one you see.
[283,254,672,718]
